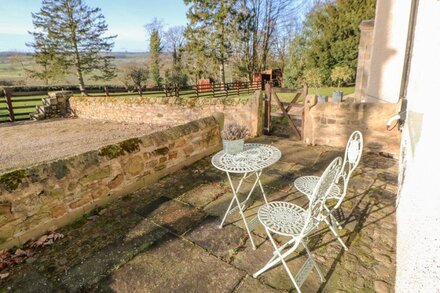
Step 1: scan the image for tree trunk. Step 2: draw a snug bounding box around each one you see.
[66,1,87,96]
[220,61,226,86]
[75,62,87,96]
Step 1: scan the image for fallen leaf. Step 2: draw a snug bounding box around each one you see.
[42,239,54,246]
[14,249,27,257]
[36,235,48,246]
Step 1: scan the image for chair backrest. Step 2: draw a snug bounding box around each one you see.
[301,157,343,235]
[335,131,363,208]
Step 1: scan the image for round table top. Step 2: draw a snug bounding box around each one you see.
[211,143,281,173]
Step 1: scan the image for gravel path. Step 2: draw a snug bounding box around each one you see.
[0,118,170,173]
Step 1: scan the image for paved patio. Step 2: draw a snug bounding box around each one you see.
[0,136,397,292]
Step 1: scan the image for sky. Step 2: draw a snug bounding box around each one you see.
[0,0,189,52]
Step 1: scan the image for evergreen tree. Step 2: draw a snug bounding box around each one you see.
[302,0,375,84]
[25,36,64,85]
[146,19,163,87]
[184,0,239,84]
[28,0,116,95]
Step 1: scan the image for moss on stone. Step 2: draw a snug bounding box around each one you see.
[120,138,142,153]
[51,160,70,179]
[0,170,26,192]
[99,145,124,159]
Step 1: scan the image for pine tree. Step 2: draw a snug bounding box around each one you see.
[25,35,64,85]
[28,0,116,95]
[146,19,163,87]
[302,0,376,84]
[184,0,239,84]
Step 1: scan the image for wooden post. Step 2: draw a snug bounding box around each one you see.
[247,81,250,94]
[3,88,15,122]
[302,84,308,99]
[212,82,215,98]
[104,86,109,97]
[263,82,271,134]
[301,84,308,143]
[196,84,199,98]
[238,83,240,96]
[225,83,228,97]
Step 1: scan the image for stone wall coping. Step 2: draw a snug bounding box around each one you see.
[360,19,375,29]
[71,95,254,107]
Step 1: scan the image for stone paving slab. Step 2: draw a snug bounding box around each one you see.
[95,235,245,293]
[232,275,281,293]
[0,136,398,292]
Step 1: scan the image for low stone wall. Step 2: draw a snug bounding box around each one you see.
[70,92,263,137]
[0,116,222,249]
[303,95,401,157]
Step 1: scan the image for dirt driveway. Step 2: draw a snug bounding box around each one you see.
[0,118,169,173]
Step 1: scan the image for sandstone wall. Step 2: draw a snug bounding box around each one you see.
[70,92,263,137]
[303,95,401,157]
[354,20,375,102]
[0,116,222,249]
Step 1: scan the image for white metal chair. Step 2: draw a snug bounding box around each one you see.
[254,157,343,292]
[294,131,363,250]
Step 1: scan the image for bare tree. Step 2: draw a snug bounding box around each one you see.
[164,26,185,65]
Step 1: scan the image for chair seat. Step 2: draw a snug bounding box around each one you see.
[294,176,341,200]
[258,201,314,237]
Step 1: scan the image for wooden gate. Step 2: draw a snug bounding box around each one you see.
[263,82,308,139]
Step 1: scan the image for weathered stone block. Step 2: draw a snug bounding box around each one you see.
[168,150,178,159]
[51,204,67,218]
[79,166,111,184]
[108,174,124,189]
[69,195,92,209]
[153,147,169,156]
[125,156,143,176]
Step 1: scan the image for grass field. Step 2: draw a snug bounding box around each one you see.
[277,86,354,103]
[0,52,150,86]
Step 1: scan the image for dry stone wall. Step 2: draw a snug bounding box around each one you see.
[0,116,222,249]
[303,95,401,157]
[70,92,263,137]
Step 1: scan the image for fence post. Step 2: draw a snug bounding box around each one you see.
[238,83,240,96]
[3,88,15,122]
[212,82,215,98]
[225,83,228,97]
[263,81,271,134]
[104,86,109,97]
[196,84,199,98]
[302,84,308,99]
[247,81,250,94]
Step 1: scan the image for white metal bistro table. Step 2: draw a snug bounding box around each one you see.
[211,143,281,249]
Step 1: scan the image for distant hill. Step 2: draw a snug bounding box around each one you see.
[0,52,154,86]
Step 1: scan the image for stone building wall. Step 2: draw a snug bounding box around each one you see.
[0,116,222,249]
[303,95,401,157]
[70,92,263,137]
[354,20,375,102]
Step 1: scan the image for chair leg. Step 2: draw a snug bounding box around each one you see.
[324,218,348,251]
[254,228,302,293]
[301,241,325,283]
[329,211,342,230]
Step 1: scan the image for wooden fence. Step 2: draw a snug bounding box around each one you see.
[0,81,261,123]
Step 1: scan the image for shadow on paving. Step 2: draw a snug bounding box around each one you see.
[0,137,398,293]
